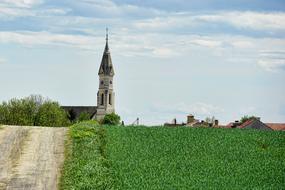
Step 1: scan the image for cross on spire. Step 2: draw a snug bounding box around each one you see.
[106,27,108,42]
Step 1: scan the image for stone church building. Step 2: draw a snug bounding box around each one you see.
[62,31,115,121]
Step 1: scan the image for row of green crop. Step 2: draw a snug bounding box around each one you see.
[59,121,115,190]
[60,123,285,189]
[106,126,285,189]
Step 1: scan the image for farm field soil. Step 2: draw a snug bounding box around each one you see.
[0,125,67,190]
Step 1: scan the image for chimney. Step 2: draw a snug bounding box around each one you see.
[187,114,194,124]
[214,119,219,126]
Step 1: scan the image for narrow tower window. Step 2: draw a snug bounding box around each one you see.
[109,94,112,105]
[101,93,104,105]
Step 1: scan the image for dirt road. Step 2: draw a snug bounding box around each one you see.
[0,126,67,190]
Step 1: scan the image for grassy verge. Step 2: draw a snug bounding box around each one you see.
[59,121,114,190]
[107,126,285,189]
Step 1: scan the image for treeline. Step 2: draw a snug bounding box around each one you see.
[0,95,70,127]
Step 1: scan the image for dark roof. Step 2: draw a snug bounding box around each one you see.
[238,119,272,130]
[98,38,114,76]
[61,106,97,120]
[266,123,285,131]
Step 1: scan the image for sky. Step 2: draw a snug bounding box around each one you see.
[0,0,285,125]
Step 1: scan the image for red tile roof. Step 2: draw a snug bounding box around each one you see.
[266,123,285,131]
[238,119,254,129]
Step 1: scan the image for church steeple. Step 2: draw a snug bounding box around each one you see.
[105,28,109,52]
[96,28,115,120]
[98,28,114,76]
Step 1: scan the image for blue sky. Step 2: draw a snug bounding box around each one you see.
[0,0,285,125]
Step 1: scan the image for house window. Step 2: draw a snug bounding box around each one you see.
[109,94,112,105]
[101,93,104,105]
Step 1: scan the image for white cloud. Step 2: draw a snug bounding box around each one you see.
[152,47,178,58]
[0,31,97,50]
[153,101,224,116]
[0,57,6,64]
[196,11,285,31]
[257,59,285,72]
[1,30,284,69]
[0,0,42,8]
[133,11,285,32]
[178,102,225,116]
[0,6,35,18]
[190,39,222,48]
[231,40,254,48]
[257,50,285,72]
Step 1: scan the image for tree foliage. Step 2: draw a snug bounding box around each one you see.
[205,116,216,124]
[240,115,258,124]
[0,95,70,127]
[77,112,91,122]
[35,101,70,127]
[102,113,120,125]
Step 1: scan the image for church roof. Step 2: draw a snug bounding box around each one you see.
[98,29,114,76]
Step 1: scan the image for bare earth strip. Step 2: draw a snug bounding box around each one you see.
[0,126,67,190]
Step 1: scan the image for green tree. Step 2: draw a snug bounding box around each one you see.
[0,95,70,127]
[35,101,70,127]
[102,113,120,125]
[0,102,9,124]
[0,97,37,126]
[240,115,258,124]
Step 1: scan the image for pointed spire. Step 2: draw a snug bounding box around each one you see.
[99,28,114,76]
[106,27,108,42]
[104,27,109,52]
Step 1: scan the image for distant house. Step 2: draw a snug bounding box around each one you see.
[225,121,241,128]
[265,123,285,131]
[186,114,200,127]
[237,119,272,130]
[226,118,272,130]
[185,114,219,128]
[165,114,284,131]
[164,118,186,127]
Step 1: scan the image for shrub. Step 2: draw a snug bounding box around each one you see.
[102,113,120,125]
[35,101,70,127]
[0,96,38,126]
[77,112,91,122]
[0,95,70,127]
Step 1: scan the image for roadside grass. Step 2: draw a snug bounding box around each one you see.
[107,126,285,189]
[59,121,114,190]
[60,123,285,189]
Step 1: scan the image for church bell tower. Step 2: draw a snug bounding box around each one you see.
[95,29,115,120]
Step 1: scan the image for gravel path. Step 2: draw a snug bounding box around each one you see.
[0,126,67,190]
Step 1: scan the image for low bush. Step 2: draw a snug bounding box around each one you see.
[0,95,70,127]
[102,113,120,125]
[77,111,92,122]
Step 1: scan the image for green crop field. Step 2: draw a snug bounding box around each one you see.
[60,122,285,190]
